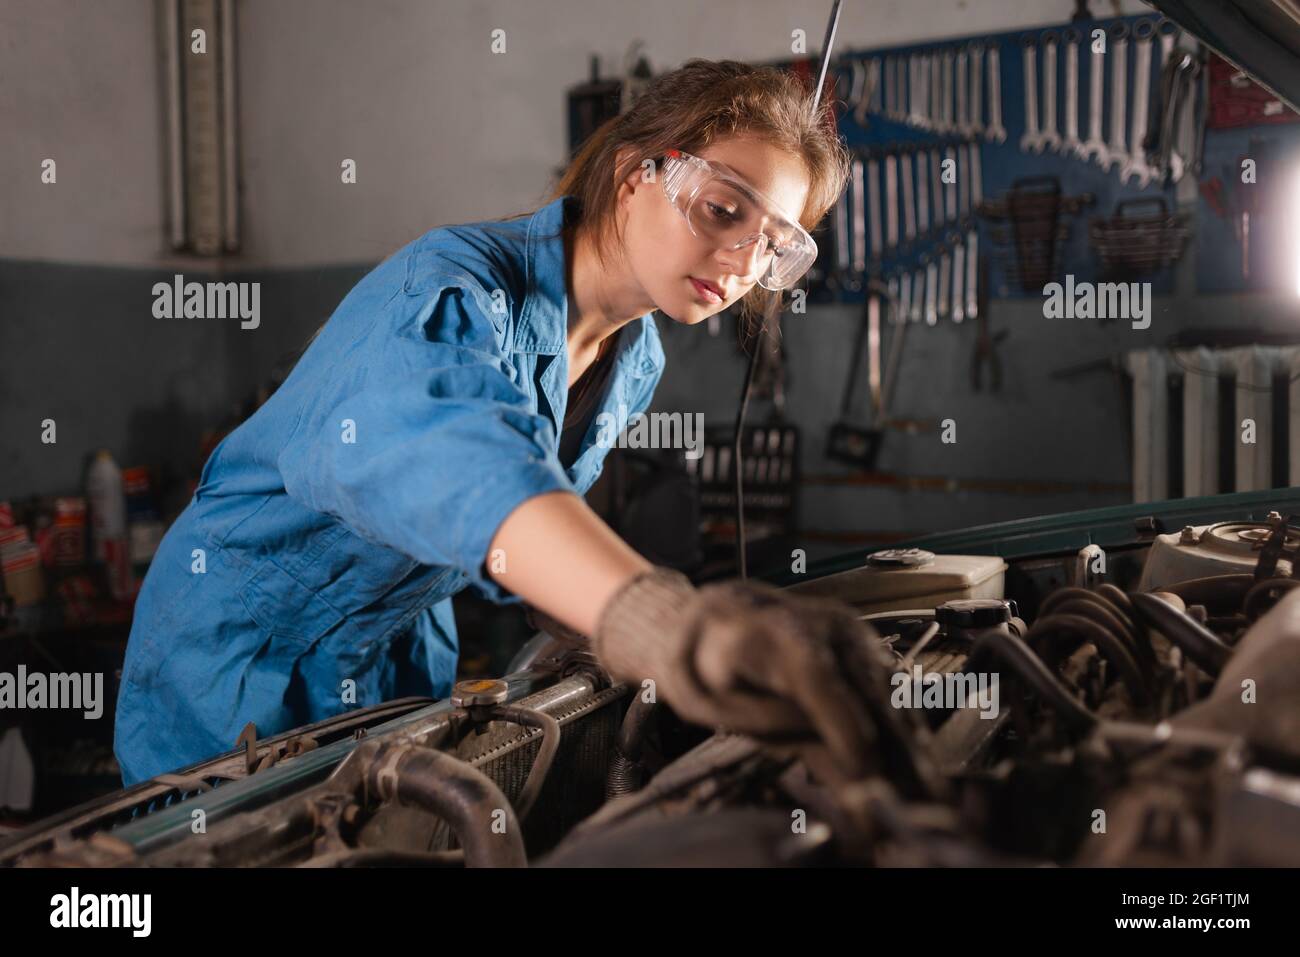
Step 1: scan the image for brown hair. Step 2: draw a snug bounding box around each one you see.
[542,58,850,332]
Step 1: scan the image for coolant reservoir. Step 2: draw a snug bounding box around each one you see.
[787,548,1006,614]
[1137,521,1294,592]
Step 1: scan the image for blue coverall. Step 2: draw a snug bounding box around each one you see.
[113,195,665,785]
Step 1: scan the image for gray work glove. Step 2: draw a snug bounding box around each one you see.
[593,567,940,793]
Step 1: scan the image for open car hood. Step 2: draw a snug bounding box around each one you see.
[1152,0,1300,110]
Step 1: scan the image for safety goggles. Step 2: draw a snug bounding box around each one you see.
[659,149,817,291]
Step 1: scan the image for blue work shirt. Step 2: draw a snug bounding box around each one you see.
[114,195,665,785]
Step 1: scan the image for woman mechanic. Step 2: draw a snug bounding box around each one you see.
[114,59,894,787]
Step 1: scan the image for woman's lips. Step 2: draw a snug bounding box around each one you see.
[689,278,722,304]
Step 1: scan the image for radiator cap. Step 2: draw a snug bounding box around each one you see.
[866,548,935,568]
[935,598,1016,630]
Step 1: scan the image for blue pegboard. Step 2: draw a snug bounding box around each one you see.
[816,13,1192,305]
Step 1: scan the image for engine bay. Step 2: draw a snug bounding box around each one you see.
[5,500,1300,868]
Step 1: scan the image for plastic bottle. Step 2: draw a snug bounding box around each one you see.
[87,449,131,600]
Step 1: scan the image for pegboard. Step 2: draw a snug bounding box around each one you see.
[801,12,1204,312]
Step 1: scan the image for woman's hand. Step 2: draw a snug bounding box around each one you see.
[594,568,940,792]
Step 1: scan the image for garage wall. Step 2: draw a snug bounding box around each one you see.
[4,0,1236,550]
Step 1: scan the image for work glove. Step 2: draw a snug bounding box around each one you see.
[593,567,941,793]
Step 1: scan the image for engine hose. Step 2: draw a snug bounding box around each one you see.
[357,741,527,868]
[606,694,659,800]
[1026,613,1150,705]
[1243,577,1300,622]
[968,627,1098,734]
[1129,592,1233,678]
[1040,591,1156,679]
[490,704,560,822]
[1155,573,1255,612]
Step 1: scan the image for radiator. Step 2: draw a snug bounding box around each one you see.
[1126,346,1300,502]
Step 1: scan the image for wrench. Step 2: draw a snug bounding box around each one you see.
[936,49,950,133]
[937,245,951,321]
[866,152,882,260]
[956,48,969,135]
[833,187,851,284]
[1121,20,1157,188]
[968,140,983,211]
[924,256,938,325]
[908,53,921,127]
[895,55,907,122]
[884,152,899,253]
[944,145,958,223]
[1103,23,1130,172]
[1019,37,1044,152]
[1062,29,1083,155]
[910,269,924,323]
[952,236,966,323]
[964,229,979,321]
[930,146,945,229]
[850,154,866,284]
[883,55,893,119]
[898,268,912,323]
[915,148,930,234]
[1040,32,1062,152]
[985,44,1007,142]
[1079,29,1109,163]
[969,43,984,135]
[900,147,916,243]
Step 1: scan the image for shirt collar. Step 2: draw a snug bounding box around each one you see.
[518,195,663,379]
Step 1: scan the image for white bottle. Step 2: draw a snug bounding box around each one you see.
[87,449,126,561]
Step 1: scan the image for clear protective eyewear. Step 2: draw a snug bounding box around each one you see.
[659,149,817,291]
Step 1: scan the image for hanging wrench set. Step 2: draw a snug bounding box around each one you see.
[816,14,1209,305]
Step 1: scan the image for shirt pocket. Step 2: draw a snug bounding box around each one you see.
[237,559,346,644]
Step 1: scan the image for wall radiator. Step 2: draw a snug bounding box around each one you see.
[1126,346,1300,503]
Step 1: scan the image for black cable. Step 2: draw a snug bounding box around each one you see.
[733,0,842,579]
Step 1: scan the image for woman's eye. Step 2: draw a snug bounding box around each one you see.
[706,202,739,222]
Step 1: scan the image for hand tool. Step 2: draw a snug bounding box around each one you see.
[970,259,1005,391]
[916,147,930,234]
[930,146,945,229]
[884,150,899,253]
[924,255,938,325]
[968,139,984,211]
[910,268,924,322]
[898,266,912,322]
[1120,20,1157,188]
[1020,36,1044,152]
[855,56,880,125]
[1080,29,1110,163]
[1040,31,1062,152]
[941,48,955,133]
[964,228,979,321]
[936,243,951,321]
[1104,22,1130,172]
[931,51,943,131]
[986,44,1007,142]
[956,48,969,135]
[1062,29,1083,155]
[833,183,851,289]
[851,152,866,286]
[945,144,958,223]
[969,42,985,136]
[867,151,882,259]
[901,146,917,244]
[952,233,966,323]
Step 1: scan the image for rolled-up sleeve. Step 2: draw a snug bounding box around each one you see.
[276,284,574,600]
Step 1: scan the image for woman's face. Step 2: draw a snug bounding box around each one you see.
[616,135,812,326]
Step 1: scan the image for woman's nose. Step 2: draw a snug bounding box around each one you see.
[716,236,766,283]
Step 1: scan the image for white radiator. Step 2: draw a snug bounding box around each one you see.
[1126,346,1300,502]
